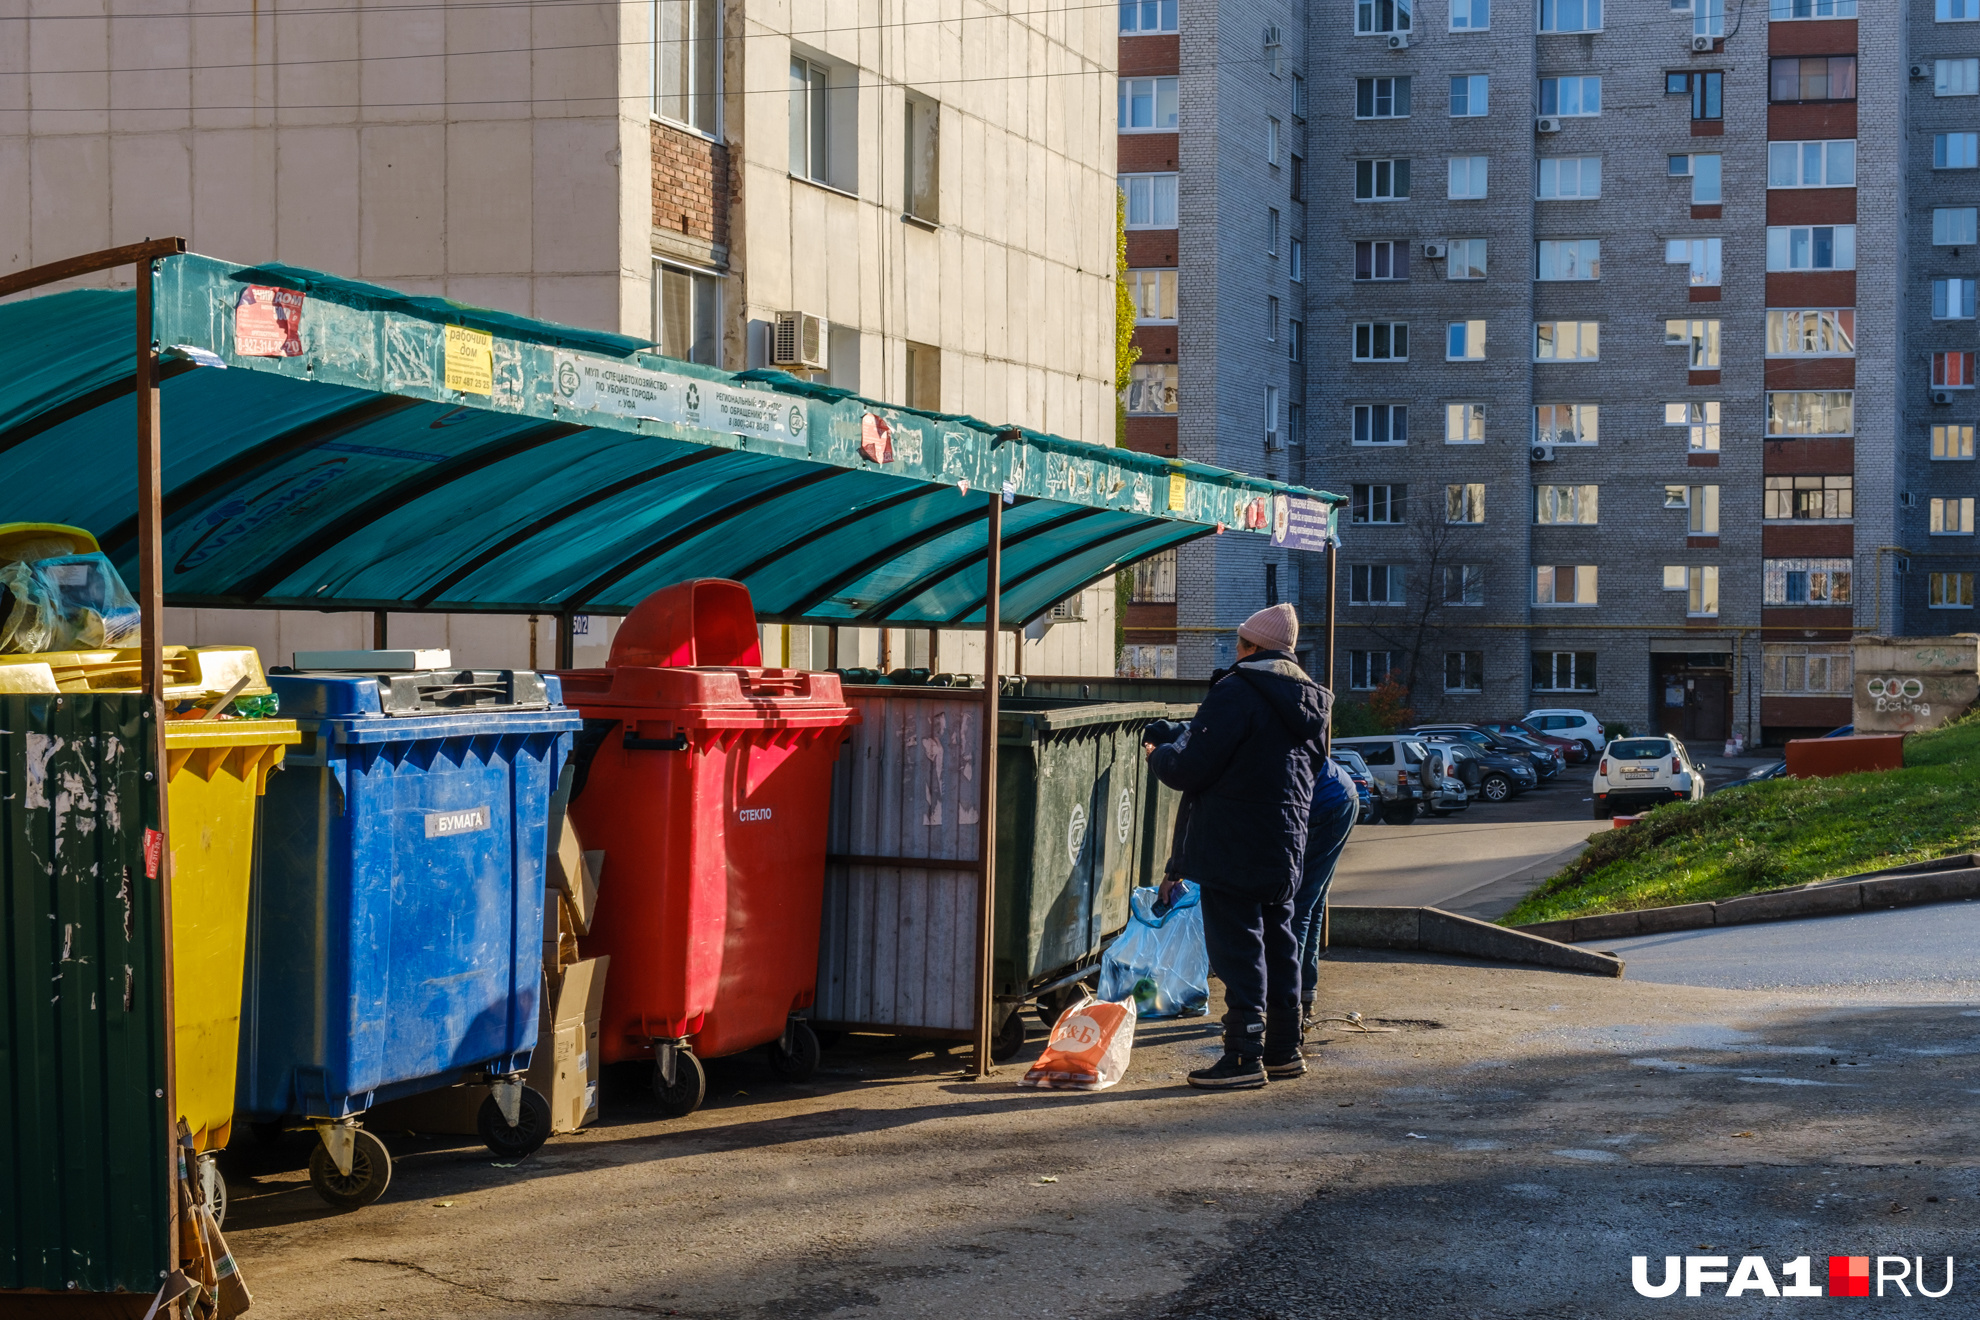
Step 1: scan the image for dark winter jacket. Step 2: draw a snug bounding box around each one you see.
[1149,650,1331,903]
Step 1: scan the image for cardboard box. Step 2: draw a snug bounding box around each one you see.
[546,765,604,934]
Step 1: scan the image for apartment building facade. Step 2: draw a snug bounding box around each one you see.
[3,0,1121,677]
[1308,0,1908,745]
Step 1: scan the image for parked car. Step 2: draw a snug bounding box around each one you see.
[1330,748,1377,823]
[1591,736,1707,818]
[1716,759,1787,793]
[1418,744,1471,816]
[1523,708,1609,758]
[1824,724,1855,738]
[1408,723,1561,781]
[1331,735,1438,824]
[1478,718,1588,764]
[1420,735,1535,804]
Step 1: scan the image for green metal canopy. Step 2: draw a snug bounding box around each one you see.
[0,252,1340,626]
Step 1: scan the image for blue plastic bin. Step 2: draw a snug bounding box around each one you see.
[239,666,581,1209]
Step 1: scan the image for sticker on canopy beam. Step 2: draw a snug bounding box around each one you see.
[552,351,805,446]
[1271,494,1334,551]
[444,326,494,395]
[234,285,304,357]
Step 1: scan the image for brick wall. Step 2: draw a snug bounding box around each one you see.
[652,120,730,254]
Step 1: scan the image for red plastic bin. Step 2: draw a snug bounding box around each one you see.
[555,580,859,1118]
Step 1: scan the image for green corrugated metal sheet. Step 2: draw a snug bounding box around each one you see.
[1,695,170,1297]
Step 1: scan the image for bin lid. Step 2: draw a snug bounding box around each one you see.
[554,665,857,729]
[270,668,558,717]
[0,644,270,703]
[609,579,762,669]
[0,522,99,562]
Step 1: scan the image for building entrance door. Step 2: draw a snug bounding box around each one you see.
[1655,653,1731,745]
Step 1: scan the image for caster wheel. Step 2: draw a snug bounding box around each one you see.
[197,1153,228,1227]
[478,1085,553,1159]
[1034,985,1083,1030]
[767,1020,821,1083]
[653,1051,707,1118]
[306,1129,392,1211]
[990,1009,1028,1062]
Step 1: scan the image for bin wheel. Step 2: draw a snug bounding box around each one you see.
[653,1051,706,1119]
[990,1009,1028,1063]
[1034,985,1083,1030]
[478,1085,553,1159]
[197,1153,228,1228]
[767,1020,822,1083]
[306,1129,392,1211]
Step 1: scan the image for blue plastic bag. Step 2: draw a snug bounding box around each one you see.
[1098,882,1210,1019]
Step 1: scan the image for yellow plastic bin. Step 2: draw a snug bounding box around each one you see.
[0,644,298,1158]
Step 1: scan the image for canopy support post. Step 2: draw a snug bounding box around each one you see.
[972,491,1003,1079]
[556,611,575,669]
[371,609,388,651]
[1323,540,1337,694]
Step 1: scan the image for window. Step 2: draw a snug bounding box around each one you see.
[791,57,834,187]
[1446,483,1486,523]
[1933,424,1977,459]
[1445,651,1485,692]
[1934,208,1979,245]
[1350,564,1406,605]
[1539,0,1601,32]
[1290,239,1303,282]
[1942,0,1979,19]
[1446,402,1486,444]
[1267,208,1280,255]
[904,95,940,222]
[1123,362,1178,413]
[654,262,722,364]
[1354,322,1409,361]
[1447,238,1488,279]
[1288,402,1305,446]
[1770,57,1856,102]
[1121,173,1179,228]
[1447,320,1487,360]
[1353,403,1409,445]
[1932,497,1977,534]
[1767,391,1853,436]
[1537,239,1600,281]
[1451,75,1489,116]
[1290,154,1305,201]
[1670,153,1722,203]
[1349,650,1399,690]
[1288,320,1304,363]
[1765,309,1854,355]
[1119,76,1180,131]
[1355,159,1411,201]
[1534,565,1599,605]
[1764,475,1852,520]
[1693,0,1725,36]
[1663,566,1720,616]
[655,0,721,135]
[1764,557,1852,604]
[1938,59,1980,96]
[1538,76,1601,117]
[1262,387,1281,451]
[1667,401,1721,451]
[1267,295,1280,341]
[1535,403,1597,445]
[1937,133,1980,169]
[1667,483,1722,532]
[1535,485,1598,525]
[1127,269,1178,322]
[1535,321,1599,361]
[1292,72,1307,118]
[1357,77,1413,118]
[905,341,940,409]
[1448,156,1489,198]
[1766,225,1855,270]
[1931,573,1976,608]
[1767,140,1856,188]
[1356,0,1413,34]
[1665,319,1720,368]
[1667,71,1723,120]
[1355,241,1409,280]
[1352,484,1407,524]
[1533,650,1597,691]
[1443,566,1486,605]
[1537,157,1601,199]
[1667,238,1723,286]
[1936,352,1977,388]
[1452,0,1491,29]
[1120,0,1179,33]
[1763,642,1852,695]
[1772,0,1854,13]
[1267,116,1281,165]
[1128,549,1178,605]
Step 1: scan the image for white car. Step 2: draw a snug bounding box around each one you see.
[1591,736,1706,818]
[1524,707,1609,757]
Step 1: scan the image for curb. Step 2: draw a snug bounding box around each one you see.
[1330,905,1624,978]
[1513,853,1980,945]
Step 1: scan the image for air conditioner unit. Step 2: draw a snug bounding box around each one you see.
[1912,64,1929,79]
[1387,32,1411,49]
[1933,390,1954,406]
[1535,116,1563,134]
[1531,444,1557,463]
[1423,240,1448,259]
[772,311,828,372]
[1691,35,1715,52]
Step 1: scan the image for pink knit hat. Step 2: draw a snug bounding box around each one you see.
[1237,602,1298,652]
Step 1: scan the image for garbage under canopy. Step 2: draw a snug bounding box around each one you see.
[0,253,1340,627]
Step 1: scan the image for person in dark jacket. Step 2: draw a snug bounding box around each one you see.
[1147,603,1328,1089]
[1295,755,1360,1032]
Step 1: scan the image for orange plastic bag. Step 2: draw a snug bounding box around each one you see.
[1019,992,1138,1091]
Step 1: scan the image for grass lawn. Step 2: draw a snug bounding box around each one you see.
[1501,714,1980,927]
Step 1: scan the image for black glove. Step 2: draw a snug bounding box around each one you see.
[1143,719,1188,747]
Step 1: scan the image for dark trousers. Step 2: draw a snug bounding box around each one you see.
[1293,792,1360,1007]
[1198,883,1302,1058]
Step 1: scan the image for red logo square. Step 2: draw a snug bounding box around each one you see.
[1829,1256,1870,1297]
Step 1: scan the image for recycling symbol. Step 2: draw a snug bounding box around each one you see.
[685,382,700,412]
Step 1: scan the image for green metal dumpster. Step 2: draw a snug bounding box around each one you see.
[813,688,1192,1060]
